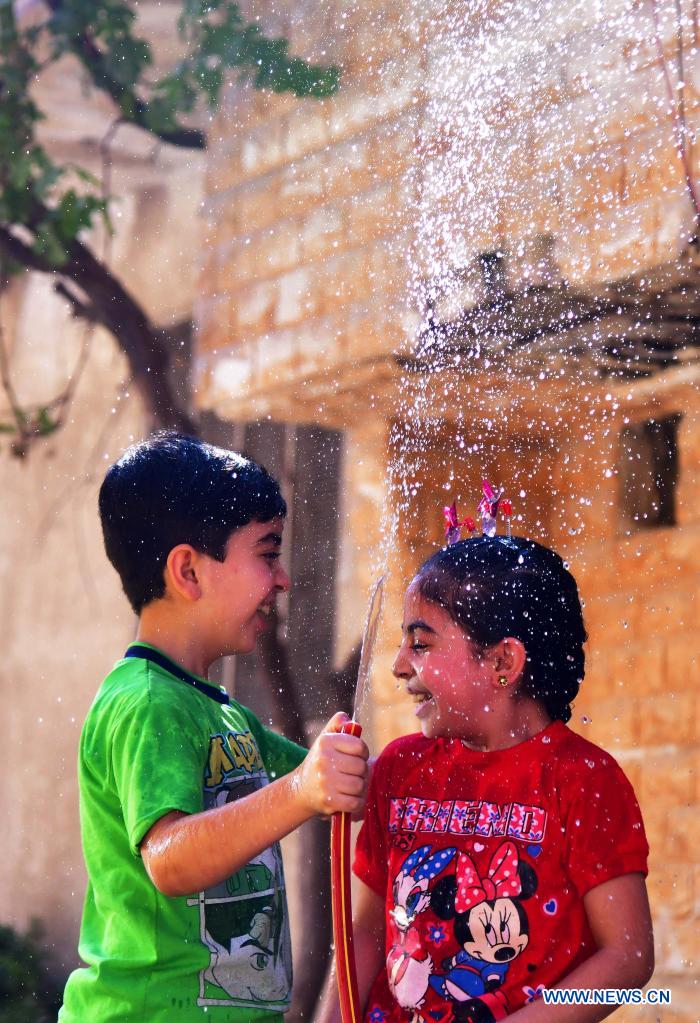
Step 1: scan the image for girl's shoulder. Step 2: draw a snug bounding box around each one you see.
[551,722,620,768]
[548,722,633,788]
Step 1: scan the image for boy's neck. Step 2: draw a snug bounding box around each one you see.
[136,606,212,679]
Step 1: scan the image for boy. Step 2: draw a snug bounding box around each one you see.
[59,432,368,1023]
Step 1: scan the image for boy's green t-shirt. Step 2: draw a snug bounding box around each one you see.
[59,647,307,1023]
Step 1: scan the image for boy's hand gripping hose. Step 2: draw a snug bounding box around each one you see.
[331,577,384,1023]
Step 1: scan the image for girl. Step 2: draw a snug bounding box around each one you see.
[317,535,653,1023]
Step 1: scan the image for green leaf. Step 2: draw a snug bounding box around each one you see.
[101,36,150,88]
[32,221,68,266]
[150,68,198,116]
[69,164,101,187]
[37,407,58,435]
[195,63,223,107]
[33,150,62,193]
[118,91,136,118]
[142,98,180,135]
[53,191,107,243]
[179,0,225,34]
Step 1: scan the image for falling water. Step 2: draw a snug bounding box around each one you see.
[365,0,700,555]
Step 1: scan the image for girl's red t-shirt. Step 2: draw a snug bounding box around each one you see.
[354,721,648,1023]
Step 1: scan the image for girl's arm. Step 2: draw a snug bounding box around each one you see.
[508,873,654,1023]
[314,881,386,1023]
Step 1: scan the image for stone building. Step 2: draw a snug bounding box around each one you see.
[195,1,700,1019]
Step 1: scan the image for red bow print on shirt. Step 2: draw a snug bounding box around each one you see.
[455,840,522,913]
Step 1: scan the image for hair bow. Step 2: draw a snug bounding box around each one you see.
[454,841,522,913]
[443,501,477,545]
[403,844,457,880]
[477,479,504,537]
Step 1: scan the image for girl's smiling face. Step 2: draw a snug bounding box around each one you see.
[393,582,493,741]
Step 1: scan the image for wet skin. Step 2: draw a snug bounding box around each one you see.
[393,582,497,742]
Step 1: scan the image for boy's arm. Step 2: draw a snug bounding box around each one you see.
[506,873,654,1023]
[314,880,386,1023]
[141,711,368,897]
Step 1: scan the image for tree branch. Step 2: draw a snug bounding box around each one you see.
[2,2,338,443]
[72,32,206,149]
[61,236,197,431]
[0,320,27,432]
[648,0,700,235]
[257,608,308,747]
[0,219,196,433]
[326,644,363,716]
[42,0,206,149]
[54,279,98,322]
[258,613,363,746]
[0,224,57,274]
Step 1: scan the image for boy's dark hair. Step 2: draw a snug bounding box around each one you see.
[415,536,587,723]
[99,432,287,613]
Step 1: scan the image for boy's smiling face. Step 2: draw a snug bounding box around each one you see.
[393,582,493,740]
[197,516,289,656]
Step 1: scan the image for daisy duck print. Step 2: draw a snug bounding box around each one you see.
[386,844,456,1021]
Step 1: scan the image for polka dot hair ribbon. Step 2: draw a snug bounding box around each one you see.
[455,840,522,913]
[412,846,457,882]
[401,845,433,875]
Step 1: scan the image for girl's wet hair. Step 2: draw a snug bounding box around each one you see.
[414,536,587,723]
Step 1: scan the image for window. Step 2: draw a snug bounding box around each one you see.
[619,414,681,528]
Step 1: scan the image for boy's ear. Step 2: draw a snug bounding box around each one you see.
[165,545,203,602]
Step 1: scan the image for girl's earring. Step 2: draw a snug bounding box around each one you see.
[498,675,509,688]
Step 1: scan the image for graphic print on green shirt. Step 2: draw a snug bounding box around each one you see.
[59,648,307,1023]
[195,728,291,1010]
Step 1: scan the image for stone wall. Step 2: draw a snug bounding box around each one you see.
[195,0,700,420]
[0,280,148,976]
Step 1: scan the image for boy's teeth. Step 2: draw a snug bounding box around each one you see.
[258,605,272,617]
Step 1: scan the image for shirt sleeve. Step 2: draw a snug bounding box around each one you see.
[353,750,391,897]
[563,758,649,897]
[110,690,207,856]
[241,706,308,779]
